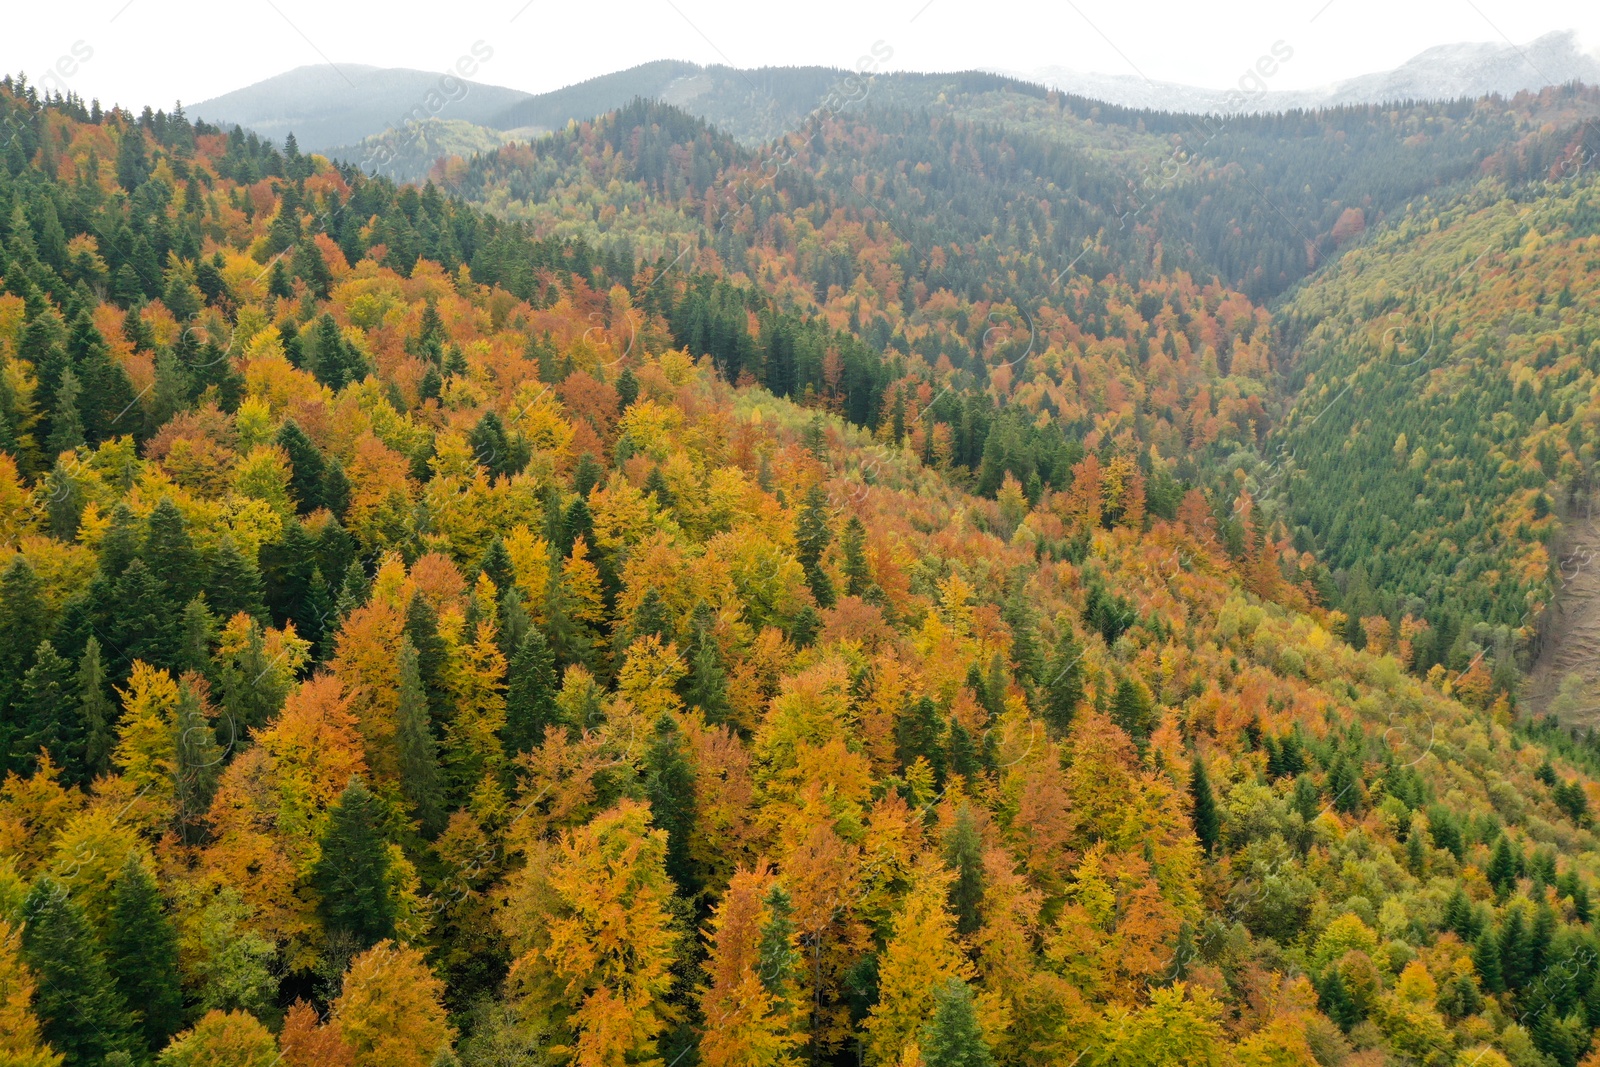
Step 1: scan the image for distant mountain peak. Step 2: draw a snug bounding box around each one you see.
[1010,28,1600,114]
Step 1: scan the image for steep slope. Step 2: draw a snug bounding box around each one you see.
[12,72,1600,1067]
[1267,120,1600,692]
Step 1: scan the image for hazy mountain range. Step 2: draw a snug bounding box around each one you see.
[1013,29,1600,114]
[188,29,1600,181]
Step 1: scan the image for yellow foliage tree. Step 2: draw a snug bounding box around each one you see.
[331,940,454,1067]
[0,921,61,1067]
[863,856,976,1065]
[503,799,679,1067]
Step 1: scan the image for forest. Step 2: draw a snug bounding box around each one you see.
[5,64,1600,1067]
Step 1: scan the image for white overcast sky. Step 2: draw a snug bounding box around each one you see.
[5,0,1599,110]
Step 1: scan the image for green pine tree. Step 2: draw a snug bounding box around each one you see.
[16,639,76,774]
[840,515,874,599]
[943,803,986,937]
[1109,677,1154,745]
[1041,631,1084,735]
[105,854,184,1052]
[76,637,116,781]
[758,883,799,1013]
[145,498,203,605]
[396,638,445,837]
[206,535,266,622]
[644,713,699,897]
[276,419,326,514]
[1499,909,1531,991]
[20,874,136,1065]
[920,979,995,1067]
[1189,754,1220,855]
[174,678,222,844]
[504,627,560,753]
[0,555,46,716]
[795,484,835,608]
[312,776,396,951]
[47,366,85,455]
[684,604,730,725]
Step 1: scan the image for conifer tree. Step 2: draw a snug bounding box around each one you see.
[110,558,177,667]
[1189,754,1220,855]
[276,419,326,514]
[176,595,218,679]
[684,604,730,726]
[920,979,995,1067]
[47,366,84,455]
[0,556,46,713]
[795,484,835,608]
[15,640,75,774]
[1109,677,1155,746]
[943,803,986,937]
[76,637,115,781]
[1488,837,1518,898]
[313,777,396,953]
[396,638,444,837]
[1041,631,1084,735]
[1474,927,1505,994]
[645,713,699,897]
[174,677,222,844]
[840,515,874,599]
[0,920,60,1067]
[104,855,184,1051]
[147,495,204,604]
[1499,908,1530,991]
[504,627,560,753]
[19,875,135,1065]
[896,696,947,785]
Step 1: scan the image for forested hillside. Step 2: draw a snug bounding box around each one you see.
[9,67,1600,1067]
[1268,117,1600,695]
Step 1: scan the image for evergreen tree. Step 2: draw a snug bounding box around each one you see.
[920,979,995,1067]
[176,595,218,678]
[1499,909,1531,991]
[20,875,135,1065]
[1318,968,1360,1029]
[684,603,730,725]
[758,883,800,1012]
[396,638,445,837]
[15,640,76,774]
[1189,754,1220,855]
[173,678,221,844]
[943,804,986,937]
[795,484,835,608]
[1474,927,1505,994]
[895,696,947,785]
[115,124,148,191]
[47,366,84,455]
[1109,677,1154,745]
[109,558,177,667]
[840,515,874,599]
[69,311,137,444]
[504,627,559,753]
[76,637,115,781]
[644,713,699,897]
[476,537,515,599]
[104,855,184,1052]
[1489,837,1518,898]
[206,535,266,622]
[334,558,370,622]
[312,776,396,951]
[1041,631,1084,735]
[144,497,203,604]
[275,419,326,514]
[0,555,46,713]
